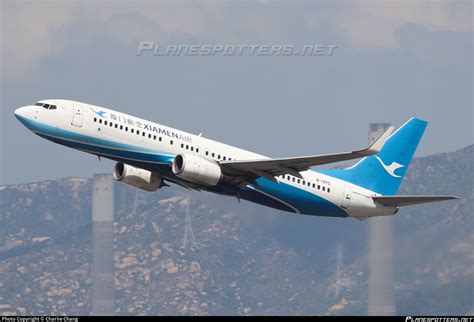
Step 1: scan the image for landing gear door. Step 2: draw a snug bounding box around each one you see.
[71,105,83,127]
[341,185,352,209]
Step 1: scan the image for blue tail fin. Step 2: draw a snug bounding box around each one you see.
[321,118,428,195]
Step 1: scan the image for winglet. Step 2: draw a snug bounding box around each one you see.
[357,126,394,156]
[368,126,394,152]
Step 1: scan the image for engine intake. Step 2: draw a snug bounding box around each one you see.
[113,163,162,192]
[172,154,222,186]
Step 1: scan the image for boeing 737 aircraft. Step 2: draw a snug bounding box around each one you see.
[14,100,457,219]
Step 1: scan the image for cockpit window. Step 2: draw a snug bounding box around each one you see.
[34,102,57,110]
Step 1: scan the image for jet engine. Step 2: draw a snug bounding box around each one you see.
[113,163,163,192]
[171,154,222,186]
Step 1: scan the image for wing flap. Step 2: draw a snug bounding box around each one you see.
[373,195,458,207]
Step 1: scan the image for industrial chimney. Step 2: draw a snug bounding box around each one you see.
[368,123,396,316]
[92,174,115,315]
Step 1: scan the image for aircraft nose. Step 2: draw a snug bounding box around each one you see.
[14,106,30,119]
[14,106,37,129]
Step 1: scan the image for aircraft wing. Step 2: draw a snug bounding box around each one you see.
[372,195,459,207]
[220,126,394,181]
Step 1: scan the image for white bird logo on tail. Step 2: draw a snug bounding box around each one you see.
[374,156,404,178]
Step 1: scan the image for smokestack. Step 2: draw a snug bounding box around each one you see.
[92,174,115,315]
[335,243,343,298]
[368,123,396,316]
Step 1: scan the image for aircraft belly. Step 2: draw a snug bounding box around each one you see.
[241,179,348,218]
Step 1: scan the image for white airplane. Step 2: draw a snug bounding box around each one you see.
[14,100,457,219]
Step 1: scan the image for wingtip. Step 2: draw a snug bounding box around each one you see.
[366,125,394,154]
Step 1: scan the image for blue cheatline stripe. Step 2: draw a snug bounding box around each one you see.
[37,133,174,164]
[245,178,348,217]
[17,115,175,164]
[239,186,299,214]
[16,114,174,157]
[246,185,301,213]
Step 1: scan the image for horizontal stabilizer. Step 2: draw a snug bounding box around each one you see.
[373,195,458,207]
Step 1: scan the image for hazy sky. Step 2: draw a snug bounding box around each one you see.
[1,1,472,184]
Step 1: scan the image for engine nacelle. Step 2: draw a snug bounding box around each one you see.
[171,154,222,186]
[113,163,162,192]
